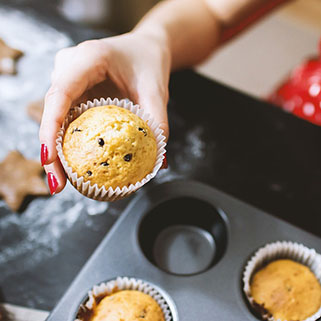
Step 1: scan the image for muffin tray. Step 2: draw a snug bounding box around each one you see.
[46,180,321,321]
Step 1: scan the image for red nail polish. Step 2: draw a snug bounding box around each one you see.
[47,172,58,195]
[41,144,48,166]
[161,153,168,169]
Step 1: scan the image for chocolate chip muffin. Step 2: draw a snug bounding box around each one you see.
[250,259,321,321]
[62,105,157,190]
[89,290,165,321]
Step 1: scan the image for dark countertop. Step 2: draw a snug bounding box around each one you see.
[0,0,321,312]
[167,70,321,237]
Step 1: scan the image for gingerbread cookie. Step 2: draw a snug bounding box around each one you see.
[26,99,44,123]
[0,303,12,321]
[0,38,23,75]
[0,151,49,211]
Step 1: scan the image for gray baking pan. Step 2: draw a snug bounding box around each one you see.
[46,180,321,321]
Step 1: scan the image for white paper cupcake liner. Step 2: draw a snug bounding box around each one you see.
[243,241,321,321]
[56,97,167,201]
[75,276,175,321]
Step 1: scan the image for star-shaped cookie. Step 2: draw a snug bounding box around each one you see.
[0,38,23,74]
[0,151,49,212]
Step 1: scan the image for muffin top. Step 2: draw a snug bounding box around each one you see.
[89,290,165,321]
[63,105,157,190]
[250,259,321,321]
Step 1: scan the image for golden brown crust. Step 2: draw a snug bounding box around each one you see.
[0,38,23,74]
[250,259,321,321]
[0,151,48,211]
[90,290,165,321]
[63,105,157,190]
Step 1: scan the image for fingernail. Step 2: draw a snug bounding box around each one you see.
[161,153,168,169]
[47,172,58,195]
[41,143,48,166]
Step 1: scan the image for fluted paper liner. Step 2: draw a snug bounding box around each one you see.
[56,98,166,201]
[75,276,175,321]
[243,241,321,321]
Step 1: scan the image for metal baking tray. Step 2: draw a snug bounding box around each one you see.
[46,180,321,320]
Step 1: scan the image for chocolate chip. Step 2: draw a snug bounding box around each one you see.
[139,308,147,318]
[100,162,109,166]
[252,301,271,317]
[72,128,82,133]
[87,171,92,176]
[138,127,147,136]
[98,138,104,146]
[123,153,132,162]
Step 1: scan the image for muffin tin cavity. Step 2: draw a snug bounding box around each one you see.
[138,197,228,275]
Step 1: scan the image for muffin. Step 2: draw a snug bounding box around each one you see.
[250,259,321,321]
[62,105,157,190]
[89,290,165,321]
[75,277,173,321]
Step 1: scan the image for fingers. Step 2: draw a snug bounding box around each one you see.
[44,159,67,195]
[136,81,170,141]
[136,82,170,172]
[39,39,118,194]
[40,41,109,171]
[40,80,88,194]
[39,46,92,195]
[40,88,73,165]
[40,70,93,165]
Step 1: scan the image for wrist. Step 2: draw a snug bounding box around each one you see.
[132,25,172,67]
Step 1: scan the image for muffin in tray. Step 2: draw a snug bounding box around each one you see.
[75,277,172,321]
[88,290,165,321]
[62,105,157,190]
[243,241,321,321]
[250,259,321,321]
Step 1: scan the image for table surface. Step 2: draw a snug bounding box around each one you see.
[0,0,321,313]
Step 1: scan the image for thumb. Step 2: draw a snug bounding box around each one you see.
[136,84,169,142]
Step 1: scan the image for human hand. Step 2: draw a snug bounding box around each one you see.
[39,31,171,194]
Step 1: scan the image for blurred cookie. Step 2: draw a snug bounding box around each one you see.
[0,151,49,211]
[26,99,44,123]
[0,38,23,75]
[0,303,12,321]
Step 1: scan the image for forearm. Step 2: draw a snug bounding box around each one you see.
[133,0,290,70]
[134,0,221,70]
